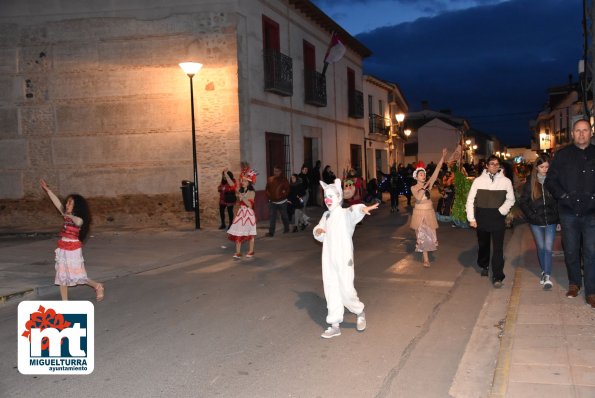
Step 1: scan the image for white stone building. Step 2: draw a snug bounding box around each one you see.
[362,75,408,178]
[0,0,370,227]
[402,109,469,166]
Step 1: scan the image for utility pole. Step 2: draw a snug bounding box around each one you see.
[581,0,594,120]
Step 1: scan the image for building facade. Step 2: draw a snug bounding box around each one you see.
[402,109,469,166]
[362,75,408,178]
[0,0,370,227]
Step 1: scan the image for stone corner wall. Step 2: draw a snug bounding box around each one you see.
[0,10,241,229]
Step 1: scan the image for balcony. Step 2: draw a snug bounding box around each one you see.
[348,89,364,119]
[304,69,327,107]
[369,114,388,135]
[263,49,293,96]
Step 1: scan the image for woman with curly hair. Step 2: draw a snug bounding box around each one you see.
[40,179,104,301]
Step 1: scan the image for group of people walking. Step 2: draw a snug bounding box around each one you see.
[37,120,594,345]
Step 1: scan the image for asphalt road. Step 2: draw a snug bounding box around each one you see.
[0,206,500,398]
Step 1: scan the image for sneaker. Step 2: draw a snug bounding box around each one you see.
[232,253,242,260]
[321,325,341,339]
[218,224,226,230]
[566,285,580,298]
[493,280,503,289]
[480,268,489,277]
[356,312,366,332]
[265,233,274,237]
[543,275,553,290]
[245,252,254,258]
[539,271,545,285]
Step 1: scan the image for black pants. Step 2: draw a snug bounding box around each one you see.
[219,204,234,227]
[477,228,505,281]
[268,201,289,234]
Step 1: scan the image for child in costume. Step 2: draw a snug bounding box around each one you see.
[409,148,447,268]
[40,179,104,301]
[227,168,257,259]
[313,178,379,339]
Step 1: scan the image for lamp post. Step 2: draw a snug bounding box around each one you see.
[179,62,203,230]
[389,112,406,166]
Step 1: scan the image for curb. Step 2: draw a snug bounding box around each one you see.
[0,288,36,305]
[490,265,523,397]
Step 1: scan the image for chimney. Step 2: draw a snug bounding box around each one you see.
[568,73,573,85]
[421,100,429,110]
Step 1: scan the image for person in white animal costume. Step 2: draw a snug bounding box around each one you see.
[313,178,379,339]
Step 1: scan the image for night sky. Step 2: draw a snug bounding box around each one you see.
[312,0,583,147]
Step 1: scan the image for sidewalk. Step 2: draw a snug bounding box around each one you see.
[490,223,595,397]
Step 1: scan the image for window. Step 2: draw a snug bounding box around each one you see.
[303,40,315,71]
[350,144,362,174]
[368,95,373,115]
[262,16,280,51]
[266,132,290,178]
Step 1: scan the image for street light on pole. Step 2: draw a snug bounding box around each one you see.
[179,61,203,230]
[389,113,406,165]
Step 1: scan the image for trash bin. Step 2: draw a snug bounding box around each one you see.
[180,180,195,212]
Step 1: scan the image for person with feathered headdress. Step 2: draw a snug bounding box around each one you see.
[409,148,448,267]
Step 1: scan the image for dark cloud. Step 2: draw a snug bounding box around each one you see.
[356,0,582,146]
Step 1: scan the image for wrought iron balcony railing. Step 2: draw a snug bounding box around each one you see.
[348,89,364,119]
[304,69,327,107]
[369,114,388,135]
[263,49,293,96]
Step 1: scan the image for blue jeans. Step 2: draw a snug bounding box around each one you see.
[529,224,556,276]
[559,213,595,296]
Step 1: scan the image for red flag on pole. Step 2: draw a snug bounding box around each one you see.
[322,32,346,76]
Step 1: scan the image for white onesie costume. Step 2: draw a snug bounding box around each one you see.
[313,179,366,325]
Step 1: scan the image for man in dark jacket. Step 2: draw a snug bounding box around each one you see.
[265,166,290,237]
[545,119,595,306]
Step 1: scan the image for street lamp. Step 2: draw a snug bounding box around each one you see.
[389,113,406,165]
[179,61,203,230]
[404,129,411,137]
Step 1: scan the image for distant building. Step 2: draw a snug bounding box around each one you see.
[530,77,593,154]
[402,107,469,165]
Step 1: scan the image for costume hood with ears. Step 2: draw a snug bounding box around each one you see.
[320,178,343,211]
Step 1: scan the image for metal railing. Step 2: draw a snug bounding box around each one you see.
[348,89,364,119]
[304,69,326,107]
[263,49,293,96]
[369,114,388,135]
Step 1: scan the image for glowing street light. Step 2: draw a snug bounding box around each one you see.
[179,61,203,230]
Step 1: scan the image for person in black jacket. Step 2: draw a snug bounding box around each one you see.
[545,119,595,306]
[519,154,559,289]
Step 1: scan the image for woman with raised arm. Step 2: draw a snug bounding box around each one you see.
[409,148,448,267]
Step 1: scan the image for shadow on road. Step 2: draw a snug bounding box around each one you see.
[293,290,327,328]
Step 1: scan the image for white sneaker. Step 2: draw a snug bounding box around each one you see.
[539,271,545,285]
[356,312,366,332]
[543,275,553,290]
[321,325,341,339]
